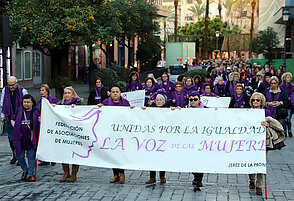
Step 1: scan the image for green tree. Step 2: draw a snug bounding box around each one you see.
[179,17,228,57]
[188,1,205,21]
[250,27,280,61]
[110,0,159,67]
[4,0,119,77]
[136,34,161,71]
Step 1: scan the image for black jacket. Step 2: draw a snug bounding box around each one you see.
[87,87,108,105]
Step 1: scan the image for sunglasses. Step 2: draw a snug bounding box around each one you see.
[252,99,261,102]
[189,98,199,102]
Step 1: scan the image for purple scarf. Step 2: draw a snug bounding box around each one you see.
[215,84,225,96]
[194,82,202,92]
[159,81,175,99]
[280,83,293,98]
[171,91,186,107]
[103,97,130,106]
[63,97,80,105]
[125,81,142,92]
[261,76,270,90]
[2,85,23,119]
[183,85,195,96]
[37,95,58,109]
[265,90,280,118]
[234,94,245,108]
[144,85,156,105]
[12,107,40,156]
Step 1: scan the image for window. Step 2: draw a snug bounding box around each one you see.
[15,51,23,80]
[24,51,32,80]
[33,51,41,77]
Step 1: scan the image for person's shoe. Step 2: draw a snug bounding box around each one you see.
[256,187,262,196]
[51,162,56,166]
[21,171,28,181]
[119,173,125,183]
[249,181,255,189]
[160,177,166,184]
[27,176,35,182]
[59,164,70,182]
[289,132,293,138]
[145,178,156,184]
[10,157,17,164]
[38,161,50,166]
[16,162,20,166]
[110,175,119,183]
[68,165,79,182]
[196,181,203,187]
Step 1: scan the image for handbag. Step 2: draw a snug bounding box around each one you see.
[23,111,34,142]
[276,107,288,119]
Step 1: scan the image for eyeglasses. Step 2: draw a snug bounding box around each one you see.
[252,99,261,102]
[270,82,277,85]
[189,98,199,102]
[175,86,182,88]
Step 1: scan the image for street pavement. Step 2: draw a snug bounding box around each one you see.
[0,84,294,201]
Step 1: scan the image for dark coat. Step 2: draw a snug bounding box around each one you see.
[87,87,108,105]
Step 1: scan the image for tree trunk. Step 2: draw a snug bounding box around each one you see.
[218,0,222,20]
[51,45,70,99]
[249,0,256,58]
[174,0,178,42]
[227,36,230,59]
[203,0,209,59]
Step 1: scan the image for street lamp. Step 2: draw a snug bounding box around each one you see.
[215,31,220,59]
[283,9,289,71]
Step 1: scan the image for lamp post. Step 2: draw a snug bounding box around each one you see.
[283,9,289,72]
[215,31,220,59]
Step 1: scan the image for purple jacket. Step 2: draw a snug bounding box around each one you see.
[159,81,175,100]
[125,81,143,92]
[37,95,58,109]
[103,97,130,106]
[171,91,187,107]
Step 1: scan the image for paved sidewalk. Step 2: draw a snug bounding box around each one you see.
[0,84,294,200]
[0,136,294,201]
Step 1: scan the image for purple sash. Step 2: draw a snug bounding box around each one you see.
[2,85,23,119]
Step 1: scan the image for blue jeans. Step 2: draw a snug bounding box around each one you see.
[282,110,292,134]
[15,147,36,176]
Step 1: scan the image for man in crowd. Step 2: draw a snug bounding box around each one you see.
[0,76,28,164]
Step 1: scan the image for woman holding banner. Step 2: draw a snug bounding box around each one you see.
[187,91,205,190]
[37,84,58,166]
[100,85,132,184]
[12,94,40,182]
[36,84,58,109]
[57,86,83,182]
[125,71,143,92]
[142,90,170,184]
[87,77,109,105]
[201,83,217,97]
[248,92,271,195]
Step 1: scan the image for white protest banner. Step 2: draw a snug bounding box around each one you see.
[201,97,231,108]
[37,99,266,174]
[121,90,145,107]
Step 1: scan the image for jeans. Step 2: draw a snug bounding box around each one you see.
[282,110,292,134]
[15,147,36,176]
